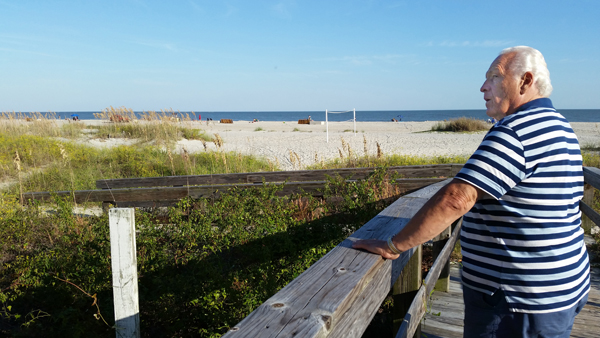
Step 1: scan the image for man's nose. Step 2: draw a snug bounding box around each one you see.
[480,81,488,93]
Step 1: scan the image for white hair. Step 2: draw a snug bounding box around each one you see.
[500,46,553,97]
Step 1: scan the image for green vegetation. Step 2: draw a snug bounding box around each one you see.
[583,151,600,169]
[431,117,490,132]
[0,109,272,195]
[0,169,403,337]
[253,127,264,131]
[1,133,272,195]
[582,143,600,152]
[308,135,471,170]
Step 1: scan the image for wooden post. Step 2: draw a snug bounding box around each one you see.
[393,244,422,337]
[432,225,452,292]
[581,183,595,233]
[109,208,140,338]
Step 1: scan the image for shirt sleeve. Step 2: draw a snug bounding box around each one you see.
[455,125,527,200]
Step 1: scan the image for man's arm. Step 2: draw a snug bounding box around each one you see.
[352,179,485,259]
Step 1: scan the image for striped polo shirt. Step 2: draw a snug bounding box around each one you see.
[455,98,590,313]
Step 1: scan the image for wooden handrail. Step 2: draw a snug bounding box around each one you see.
[221,166,600,338]
[396,217,462,338]
[221,179,452,338]
[583,166,600,191]
[581,166,600,228]
[95,164,463,189]
[22,178,445,205]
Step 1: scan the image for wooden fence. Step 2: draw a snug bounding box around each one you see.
[220,166,600,338]
[582,167,600,232]
[220,179,457,338]
[22,164,463,208]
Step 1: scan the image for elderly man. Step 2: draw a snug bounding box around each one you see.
[353,46,590,338]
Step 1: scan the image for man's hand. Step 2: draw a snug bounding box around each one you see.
[352,239,400,260]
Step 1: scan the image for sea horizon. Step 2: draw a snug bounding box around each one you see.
[6,108,600,123]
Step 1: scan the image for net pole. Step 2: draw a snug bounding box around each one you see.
[326,109,329,143]
[353,108,356,136]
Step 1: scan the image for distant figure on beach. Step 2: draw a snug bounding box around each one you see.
[391,118,397,122]
[199,114,201,121]
[354,46,589,338]
[308,115,312,121]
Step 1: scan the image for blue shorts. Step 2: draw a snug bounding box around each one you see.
[463,286,588,338]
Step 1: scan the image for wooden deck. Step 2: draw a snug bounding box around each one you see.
[420,264,600,338]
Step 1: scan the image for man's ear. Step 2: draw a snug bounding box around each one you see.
[520,71,534,94]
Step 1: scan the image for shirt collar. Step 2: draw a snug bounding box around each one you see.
[513,97,554,114]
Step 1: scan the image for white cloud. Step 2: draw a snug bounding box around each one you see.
[434,40,514,48]
[188,0,203,13]
[224,3,238,17]
[0,1,18,9]
[271,0,296,19]
[311,54,414,66]
[0,47,55,58]
[129,40,177,51]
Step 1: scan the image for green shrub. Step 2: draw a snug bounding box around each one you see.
[1,131,275,194]
[0,168,403,337]
[431,117,490,132]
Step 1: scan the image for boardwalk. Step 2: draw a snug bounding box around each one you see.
[421,264,600,338]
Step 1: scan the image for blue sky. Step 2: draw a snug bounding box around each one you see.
[1,0,598,112]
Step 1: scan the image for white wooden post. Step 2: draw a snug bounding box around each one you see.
[353,108,356,136]
[109,208,141,338]
[326,109,329,143]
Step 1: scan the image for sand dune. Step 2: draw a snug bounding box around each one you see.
[65,119,599,171]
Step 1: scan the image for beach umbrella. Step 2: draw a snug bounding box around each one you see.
[71,114,79,117]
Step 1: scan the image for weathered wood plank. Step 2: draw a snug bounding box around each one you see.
[222,179,452,338]
[109,208,140,338]
[583,166,600,191]
[422,264,600,338]
[581,184,595,233]
[95,165,459,189]
[432,224,452,292]
[393,245,422,336]
[396,217,463,338]
[580,201,600,228]
[23,178,444,205]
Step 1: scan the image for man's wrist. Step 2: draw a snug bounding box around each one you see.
[386,235,402,255]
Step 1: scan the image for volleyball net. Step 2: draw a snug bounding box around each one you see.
[325,108,356,143]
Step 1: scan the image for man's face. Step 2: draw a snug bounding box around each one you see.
[480,53,521,120]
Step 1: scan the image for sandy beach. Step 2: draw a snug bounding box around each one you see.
[67,119,600,171]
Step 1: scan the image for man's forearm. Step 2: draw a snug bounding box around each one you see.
[390,179,480,252]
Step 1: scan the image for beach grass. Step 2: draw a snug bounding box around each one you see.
[0,131,274,195]
[431,117,491,132]
[89,106,212,146]
[582,143,600,152]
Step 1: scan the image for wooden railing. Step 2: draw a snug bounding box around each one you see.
[22,164,463,207]
[581,167,600,232]
[220,179,457,338]
[221,166,600,338]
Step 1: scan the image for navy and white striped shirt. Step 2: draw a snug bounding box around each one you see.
[456,98,590,313]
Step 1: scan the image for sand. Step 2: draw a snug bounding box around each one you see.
[65,119,599,171]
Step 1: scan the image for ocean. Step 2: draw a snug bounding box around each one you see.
[22,109,600,123]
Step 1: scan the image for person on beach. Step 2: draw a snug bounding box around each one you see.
[353,46,590,338]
